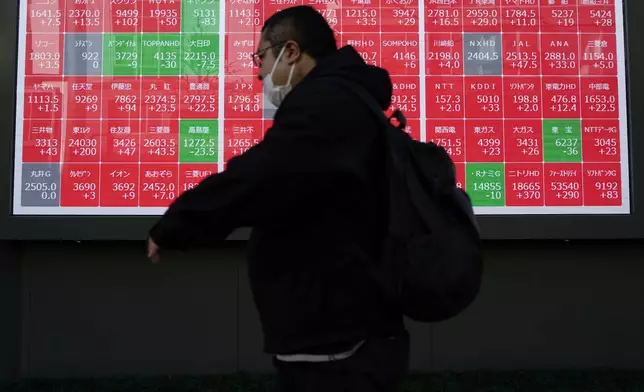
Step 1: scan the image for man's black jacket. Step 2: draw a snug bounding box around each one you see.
[150,45,404,354]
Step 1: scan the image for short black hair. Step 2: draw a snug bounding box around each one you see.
[261,5,337,59]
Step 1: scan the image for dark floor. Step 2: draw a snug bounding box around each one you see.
[4,370,644,392]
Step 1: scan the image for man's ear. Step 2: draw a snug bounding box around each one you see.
[284,40,302,65]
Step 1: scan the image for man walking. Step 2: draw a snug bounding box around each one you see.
[148,5,409,391]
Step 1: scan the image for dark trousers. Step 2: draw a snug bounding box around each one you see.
[273,330,410,392]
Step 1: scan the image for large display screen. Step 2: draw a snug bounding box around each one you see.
[13,0,630,216]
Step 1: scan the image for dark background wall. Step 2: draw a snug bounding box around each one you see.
[1,240,643,382]
[0,243,20,382]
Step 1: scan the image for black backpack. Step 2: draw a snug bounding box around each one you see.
[333,77,484,323]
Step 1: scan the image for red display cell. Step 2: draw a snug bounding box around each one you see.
[179,164,218,194]
[454,162,465,190]
[139,164,179,207]
[102,77,141,118]
[22,119,62,163]
[579,35,617,76]
[341,33,381,67]
[381,2,419,32]
[462,1,501,33]
[100,164,139,207]
[223,119,263,162]
[504,119,543,163]
[341,0,380,33]
[142,78,179,119]
[27,0,64,33]
[544,163,583,206]
[425,4,462,33]
[582,119,619,162]
[389,76,420,119]
[26,34,63,76]
[542,77,581,118]
[142,0,181,33]
[501,4,539,33]
[225,33,259,75]
[264,119,274,131]
[60,164,100,207]
[426,119,465,162]
[104,0,141,33]
[464,76,503,119]
[63,119,101,163]
[540,2,577,33]
[23,77,63,119]
[541,34,579,76]
[502,34,540,76]
[180,76,218,119]
[425,33,463,76]
[66,77,102,119]
[578,4,616,33]
[140,119,179,163]
[583,162,621,206]
[426,77,464,118]
[381,33,420,76]
[265,0,305,17]
[227,0,263,33]
[65,0,103,33]
[505,163,544,207]
[306,0,341,33]
[465,119,504,163]
[224,76,262,119]
[402,119,421,141]
[102,119,140,163]
[503,76,542,119]
[581,77,618,119]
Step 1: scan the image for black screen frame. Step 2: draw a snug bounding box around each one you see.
[1,0,643,241]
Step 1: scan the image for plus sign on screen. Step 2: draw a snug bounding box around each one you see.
[13,0,631,216]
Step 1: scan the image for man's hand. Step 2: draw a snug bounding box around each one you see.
[147,237,160,263]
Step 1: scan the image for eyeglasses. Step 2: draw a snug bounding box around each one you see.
[252,42,285,67]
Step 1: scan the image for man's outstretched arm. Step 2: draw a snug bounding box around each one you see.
[148,85,369,252]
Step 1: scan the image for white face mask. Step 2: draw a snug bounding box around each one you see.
[262,46,295,108]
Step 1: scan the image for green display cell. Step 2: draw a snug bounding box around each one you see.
[543,119,582,163]
[141,34,181,76]
[466,163,505,207]
[179,120,218,163]
[183,0,220,33]
[103,34,141,76]
[182,34,219,76]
